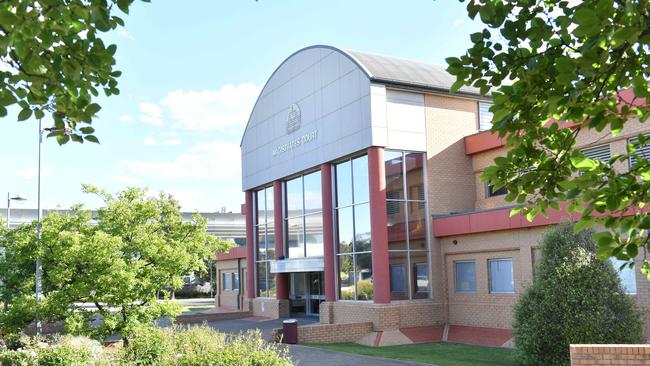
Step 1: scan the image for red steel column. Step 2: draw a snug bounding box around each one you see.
[273,180,289,300]
[321,163,336,302]
[368,146,390,304]
[245,190,256,299]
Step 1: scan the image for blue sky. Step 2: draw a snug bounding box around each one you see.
[0,0,482,213]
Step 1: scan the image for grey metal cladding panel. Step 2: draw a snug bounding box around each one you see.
[345,49,481,95]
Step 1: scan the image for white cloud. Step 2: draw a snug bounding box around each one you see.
[138,102,164,127]
[453,18,465,28]
[112,175,142,185]
[164,189,209,211]
[115,140,240,180]
[118,29,135,40]
[142,136,182,146]
[118,114,134,123]
[160,83,260,131]
[14,167,52,180]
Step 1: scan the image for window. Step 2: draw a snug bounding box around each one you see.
[610,258,637,294]
[233,272,240,291]
[488,259,514,293]
[336,155,373,301]
[285,171,324,258]
[222,273,233,291]
[581,144,611,163]
[486,183,507,198]
[390,264,407,293]
[255,187,276,297]
[455,261,476,293]
[628,134,650,167]
[478,102,493,131]
[386,151,430,300]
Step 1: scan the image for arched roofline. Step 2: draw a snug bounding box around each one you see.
[240,45,372,147]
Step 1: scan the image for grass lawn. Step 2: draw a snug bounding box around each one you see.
[181,305,214,313]
[306,342,516,366]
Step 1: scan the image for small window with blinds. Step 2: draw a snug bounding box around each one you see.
[580,144,611,163]
[628,135,650,167]
[478,102,493,131]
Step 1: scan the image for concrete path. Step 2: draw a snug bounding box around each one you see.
[204,317,433,366]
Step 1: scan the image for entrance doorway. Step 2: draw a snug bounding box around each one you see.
[289,272,324,316]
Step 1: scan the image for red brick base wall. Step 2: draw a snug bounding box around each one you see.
[570,345,650,365]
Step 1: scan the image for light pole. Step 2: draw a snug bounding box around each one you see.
[3,193,26,311]
[6,193,28,228]
[35,120,71,335]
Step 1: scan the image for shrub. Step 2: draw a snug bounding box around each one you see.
[0,326,293,366]
[117,325,293,366]
[513,223,643,366]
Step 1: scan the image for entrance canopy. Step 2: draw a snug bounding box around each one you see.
[270,257,324,273]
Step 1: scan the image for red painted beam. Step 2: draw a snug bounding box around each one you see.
[368,146,391,304]
[216,246,247,261]
[321,163,336,302]
[245,190,256,299]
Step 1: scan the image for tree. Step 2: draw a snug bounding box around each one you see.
[0,186,231,343]
[513,223,642,366]
[0,0,148,144]
[447,0,650,277]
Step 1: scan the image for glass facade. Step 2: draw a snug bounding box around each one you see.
[386,151,430,300]
[255,187,276,297]
[610,258,637,294]
[285,170,324,258]
[335,155,372,301]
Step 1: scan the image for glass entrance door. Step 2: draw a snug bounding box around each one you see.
[289,272,324,316]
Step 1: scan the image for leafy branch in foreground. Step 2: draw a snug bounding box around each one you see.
[447,0,650,278]
[0,0,149,144]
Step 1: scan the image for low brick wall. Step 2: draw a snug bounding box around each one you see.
[570,344,650,365]
[251,298,289,319]
[321,300,443,330]
[273,322,373,344]
[175,311,251,324]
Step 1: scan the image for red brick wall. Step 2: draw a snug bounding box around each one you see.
[570,344,650,365]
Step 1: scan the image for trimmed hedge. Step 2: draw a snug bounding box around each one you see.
[513,223,643,366]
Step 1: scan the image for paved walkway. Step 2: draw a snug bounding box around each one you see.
[205,317,432,366]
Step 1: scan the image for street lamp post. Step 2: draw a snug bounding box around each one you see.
[6,193,28,228]
[3,193,27,311]
[34,121,71,335]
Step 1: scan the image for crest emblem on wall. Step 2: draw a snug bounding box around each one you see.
[286,103,301,134]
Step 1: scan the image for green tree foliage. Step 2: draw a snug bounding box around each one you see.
[0,0,148,144]
[0,186,231,342]
[447,1,650,277]
[513,223,642,366]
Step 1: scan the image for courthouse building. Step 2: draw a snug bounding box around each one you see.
[215,45,649,343]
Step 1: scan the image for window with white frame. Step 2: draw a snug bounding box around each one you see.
[478,102,493,131]
[455,260,477,293]
[610,258,637,294]
[580,144,611,163]
[488,258,514,293]
[628,134,650,167]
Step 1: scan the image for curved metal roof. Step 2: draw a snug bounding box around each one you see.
[343,48,482,96]
[240,45,486,146]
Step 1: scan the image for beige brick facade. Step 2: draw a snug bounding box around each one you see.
[251,298,289,318]
[321,300,444,331]
[215,258,247,309]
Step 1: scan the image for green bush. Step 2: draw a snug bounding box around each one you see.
[0,326,293,366]
[118,325,293,366]
[513,223,643,366]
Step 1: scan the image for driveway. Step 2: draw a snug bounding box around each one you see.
[205,317,432,366]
